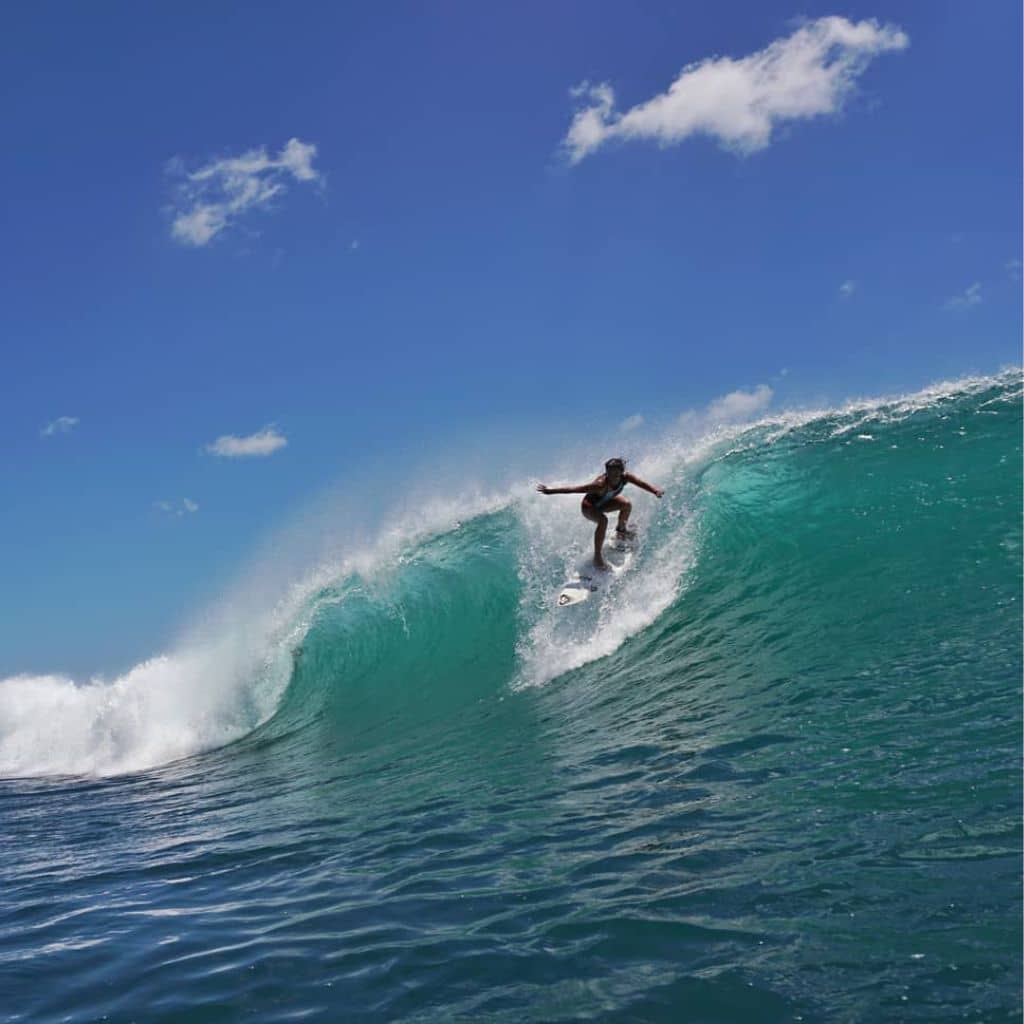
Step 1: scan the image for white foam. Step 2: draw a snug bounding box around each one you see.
[0,656,245,779]
[0,590,314,778]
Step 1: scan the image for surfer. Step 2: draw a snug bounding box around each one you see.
[537,458,664,570]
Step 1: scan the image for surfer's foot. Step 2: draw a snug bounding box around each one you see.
[615,526,635,538]
[593,558,609,571]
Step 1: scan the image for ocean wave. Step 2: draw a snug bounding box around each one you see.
[1,369,1019,778]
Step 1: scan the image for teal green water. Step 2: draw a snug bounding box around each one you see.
[1,373,1020,1022]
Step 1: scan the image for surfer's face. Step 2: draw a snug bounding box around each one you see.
[606,465,624,483]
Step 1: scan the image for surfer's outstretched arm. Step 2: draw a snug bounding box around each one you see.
[536,479,599,495]
[624,472,665,498]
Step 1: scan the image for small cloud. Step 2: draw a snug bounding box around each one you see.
[679,383,774,430]
[41,416,79,437]
[779,367,790,377]
[945,282,982,310]
[350,239,360,251]
[563,16,908,163]
[706,384,774,422]
[168,138,321,247]
[618,413,645,433]
[839,279,856,298]
[950,233,963,244]
[203,425,287,458]
[1007,259,1022,282]
[154,498,199,518]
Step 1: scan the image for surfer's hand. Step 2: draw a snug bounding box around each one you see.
[654,488,664,498]
[537,484,551,495]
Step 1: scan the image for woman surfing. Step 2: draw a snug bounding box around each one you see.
[537,458,664,570]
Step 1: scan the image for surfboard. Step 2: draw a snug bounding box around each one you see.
[557,534,634,607]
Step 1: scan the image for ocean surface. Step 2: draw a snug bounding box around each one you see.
[1,372,1021,1023]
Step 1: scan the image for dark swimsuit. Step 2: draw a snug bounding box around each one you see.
[584,476,626,511]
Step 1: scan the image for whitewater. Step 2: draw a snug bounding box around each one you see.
[1,371,1020,1023]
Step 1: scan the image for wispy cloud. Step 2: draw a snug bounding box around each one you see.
[839,279,857,297]
[706,384,774,422]
[1007,259,1022,282]
[563,17,908,164]
[169,138,321,247]
[203,425,287,458]
[155,498,200,517]
[945,282,982,310]
[618,413,645,433]
[41,416,79,437]
[679,383,775,430]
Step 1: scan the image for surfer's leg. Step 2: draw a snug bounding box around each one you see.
[592,517,609,568]
[603,496,632,534]
[582,503,609,569]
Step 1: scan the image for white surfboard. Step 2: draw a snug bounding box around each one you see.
[557,534,634,607]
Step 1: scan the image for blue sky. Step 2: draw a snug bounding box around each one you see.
[2,1,1020,675]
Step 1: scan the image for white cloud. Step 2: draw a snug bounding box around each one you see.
[350,239,360,251]
[1007,259,1022,282]
[619,413,645,433]
[563,17,908,163]
[169,138,321,247]
[41,416,79,437]
[203,425,287,458]
[945,282,982,310]
[182,498,199,513]
[678,383,775,429]
[706,384,774,422]
[839,279,856,297]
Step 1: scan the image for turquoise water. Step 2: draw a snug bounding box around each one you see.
[1,373,1020,1023]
